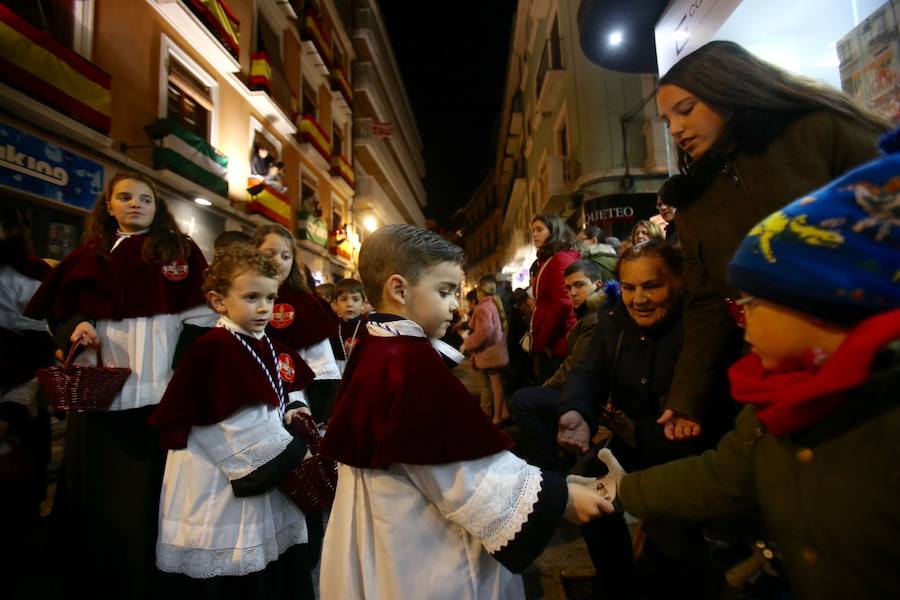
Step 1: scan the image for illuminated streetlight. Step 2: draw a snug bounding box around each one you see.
[363,215,378,232]
[608,31,623,46]
[194,197,212,206]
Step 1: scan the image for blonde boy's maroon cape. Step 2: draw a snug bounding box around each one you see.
[24,234,207,322]
[265,285,339,350]
[149,327,315,449]
[321,334,512,468]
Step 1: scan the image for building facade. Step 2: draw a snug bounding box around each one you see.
[494,0,671,285]
[457,171,504,288]
[350,0,427,234]
[0,0,374,282]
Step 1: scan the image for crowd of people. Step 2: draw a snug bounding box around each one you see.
[1,40,899,600]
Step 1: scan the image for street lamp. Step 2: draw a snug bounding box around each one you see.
[363,215,378,232]
[608,31,623,46]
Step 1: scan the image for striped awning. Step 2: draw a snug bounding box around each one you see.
[0,5,112,134]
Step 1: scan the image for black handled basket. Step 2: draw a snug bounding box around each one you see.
[280,412,338,513]
[36,340,132,412]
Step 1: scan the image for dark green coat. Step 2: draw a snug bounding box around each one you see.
[620,341,900,599]
[667,111,883,419]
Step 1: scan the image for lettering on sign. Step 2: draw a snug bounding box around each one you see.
[0,144,69,186]
[586,206,634,223]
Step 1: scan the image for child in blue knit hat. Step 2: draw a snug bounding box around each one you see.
[584,131,900,599]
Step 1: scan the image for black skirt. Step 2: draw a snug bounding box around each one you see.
[49,405,165,600]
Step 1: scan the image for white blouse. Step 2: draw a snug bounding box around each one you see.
[156,403,307,578]
[298,337,341,381]
[72,304,217,411]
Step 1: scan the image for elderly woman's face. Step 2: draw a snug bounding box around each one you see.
[619,256,682,327]
[657,84,727,160]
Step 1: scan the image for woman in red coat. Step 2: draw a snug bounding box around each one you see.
[529,213,579,381]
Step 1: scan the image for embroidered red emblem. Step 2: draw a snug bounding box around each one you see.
[161,259,189,281]
[277,353,295,382]
[270,303,295,329]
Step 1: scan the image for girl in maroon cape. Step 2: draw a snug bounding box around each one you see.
[251,225,340,422]
[24,172,215,599]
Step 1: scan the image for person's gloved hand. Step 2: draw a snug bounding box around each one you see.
[596,448,627,508]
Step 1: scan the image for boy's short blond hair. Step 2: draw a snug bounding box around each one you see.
[202,244,278,308]
[359,225,464,310]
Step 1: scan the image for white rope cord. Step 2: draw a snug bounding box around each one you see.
[226,329,286,416]
[338,319,363,361]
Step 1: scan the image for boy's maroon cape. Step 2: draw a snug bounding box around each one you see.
[266,285,339,350]
[149,327,315,449]
[23,234,207,321]
[321,334,512,468]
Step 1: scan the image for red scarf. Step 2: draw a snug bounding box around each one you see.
[730,309,900,436]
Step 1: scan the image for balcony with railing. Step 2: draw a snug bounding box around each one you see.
[353,61,426,185]
[236,51,296,137]
[0,5,112,138]
[330,153,354,191]
[298,113,332,163]
[354,117,426,215]
[301,6,332,76]
[536,37,565,114]
[330,63,353,117]
[150,0,240,74]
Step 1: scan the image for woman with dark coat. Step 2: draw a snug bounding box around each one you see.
[654,41,888,441]
[557,242,707,597]
[528,213,579,381]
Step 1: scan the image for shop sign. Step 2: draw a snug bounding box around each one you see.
[654,0,741,75]
[583,193,658,239]
[0,122,104,209]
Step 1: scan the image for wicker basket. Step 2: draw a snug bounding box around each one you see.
[280,413,337,513]
[36,341,131,412]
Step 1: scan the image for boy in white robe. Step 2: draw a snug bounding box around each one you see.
[320,225,612,599]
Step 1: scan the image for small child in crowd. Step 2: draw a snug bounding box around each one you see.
[149,244,317,598]
[329,278,368,374]
[319,224,612,599]
[594,133,900,598]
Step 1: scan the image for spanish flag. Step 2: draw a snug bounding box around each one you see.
[0,5,112,134]
[188,0,240,59]
[247,182,291,227]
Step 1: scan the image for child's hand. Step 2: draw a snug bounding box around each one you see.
[557,410,591,453]
[564,481,615,524]
[284,406,312,425]
[70,321,99,346]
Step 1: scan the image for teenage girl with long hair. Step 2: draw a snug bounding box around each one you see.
[654,40,888,442]
[528,213,580,381]
[25,172,216,599]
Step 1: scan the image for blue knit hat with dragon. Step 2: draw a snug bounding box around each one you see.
[727,128,900,326]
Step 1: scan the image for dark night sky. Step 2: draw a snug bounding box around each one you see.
[379,1,517,224]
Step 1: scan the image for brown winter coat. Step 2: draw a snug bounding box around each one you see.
[666,111,883,420]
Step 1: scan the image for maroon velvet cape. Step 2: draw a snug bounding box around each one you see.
[321,334,512,468]
[23,234,207,322]
[149,327,315,449]
[266,285,340,350]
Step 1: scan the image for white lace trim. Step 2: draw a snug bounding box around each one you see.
[219,432,292,481]
[446,452,543,554]
[156,518,306,578]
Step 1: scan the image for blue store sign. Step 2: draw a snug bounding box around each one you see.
[0,122,104,210]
